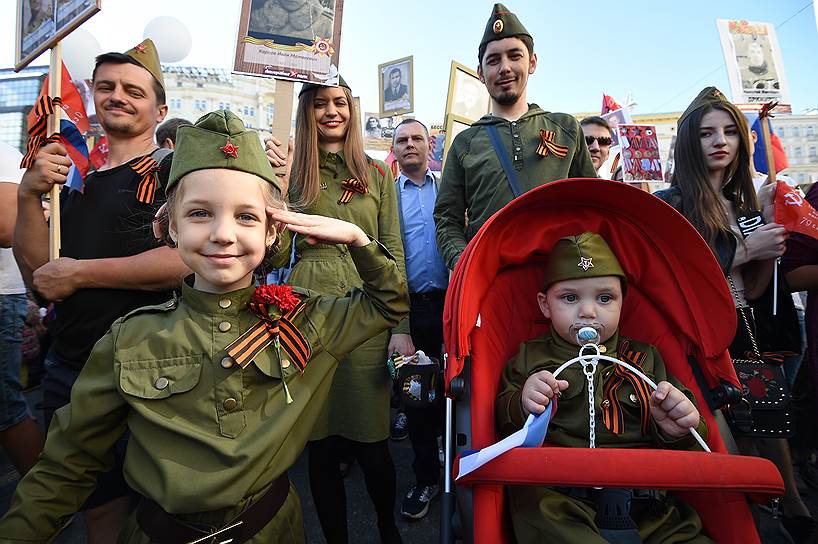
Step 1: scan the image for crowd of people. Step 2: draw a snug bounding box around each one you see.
[0,2,815,543]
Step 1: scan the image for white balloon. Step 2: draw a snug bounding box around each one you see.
[144,16,192,63]
[61,29,101,81]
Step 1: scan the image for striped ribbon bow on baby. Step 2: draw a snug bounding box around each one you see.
[600,340,652,437]
[536,129,569,159]
[338,177,368,204]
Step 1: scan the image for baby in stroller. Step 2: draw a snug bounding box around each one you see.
[496,232,712,544]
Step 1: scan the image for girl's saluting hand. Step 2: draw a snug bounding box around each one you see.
[268,208,370,248]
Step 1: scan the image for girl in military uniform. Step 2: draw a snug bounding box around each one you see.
[288,78,405,543]
[0,110,409,543]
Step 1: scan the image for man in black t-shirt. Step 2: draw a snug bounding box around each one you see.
[12,39,189,542]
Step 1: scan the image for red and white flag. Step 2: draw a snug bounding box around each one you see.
[775,181,818,240]
[27,61,90,135]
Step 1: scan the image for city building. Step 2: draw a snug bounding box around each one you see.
[0,65,47,152]
[162,66,279,136]
[774,111,818,184]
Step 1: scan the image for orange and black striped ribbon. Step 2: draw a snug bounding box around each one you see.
[536,129,569,158]
[129,155,160,204]
[20,96,63,168]
[225,298,311,372]
[338,178,368,204]
[600,340,652,437]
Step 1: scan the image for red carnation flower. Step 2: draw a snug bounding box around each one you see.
[253,284,299,314]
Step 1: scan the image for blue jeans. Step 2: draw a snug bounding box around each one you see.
[783,307,807,389]
[0,293,31,431]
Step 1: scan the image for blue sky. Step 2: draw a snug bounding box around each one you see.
[2,1,815,123]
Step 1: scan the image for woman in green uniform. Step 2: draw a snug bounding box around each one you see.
[0,110,409,543]
[289,79,406,543]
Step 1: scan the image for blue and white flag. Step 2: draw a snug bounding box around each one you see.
[457,400,556,480]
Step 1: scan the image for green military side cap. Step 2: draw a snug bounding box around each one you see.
[541,232,626,290]
[167,110,280,193]
[677,86,730,127]
[125,38,165,91]
[479,3,532,50]
[298,75,351,97]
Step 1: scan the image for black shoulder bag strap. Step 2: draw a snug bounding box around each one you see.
[485,124,523,198]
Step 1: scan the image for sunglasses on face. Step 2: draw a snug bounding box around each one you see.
[585,135,613,147]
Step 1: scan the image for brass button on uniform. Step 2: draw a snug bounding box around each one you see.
[155,377,169,390]
[601,399,611,408]
[223,397,238,411]
[598,345,607,354]
[281,359,291,369]
[629,393,638,403]
[218,321,232,332]
[219,299,232,309]
[220,356,235,369]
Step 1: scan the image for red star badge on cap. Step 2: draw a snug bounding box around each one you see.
[134,43,146,53]
[220,138,239,158]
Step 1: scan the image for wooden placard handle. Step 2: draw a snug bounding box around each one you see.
[270,80,294,180]
[47,43,62,261]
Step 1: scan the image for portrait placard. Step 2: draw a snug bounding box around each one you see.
[717,19,791,111]
[233,0,344,86]
[444,61,490,123]
[16,0,100,71]
[378,56,413,118]
[618,124,663,183]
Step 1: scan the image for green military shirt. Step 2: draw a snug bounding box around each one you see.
[289,149,409,335]
[434,105,597,269]
[496,330,711,544]
[0,240,408,542]
[496,329,707,449]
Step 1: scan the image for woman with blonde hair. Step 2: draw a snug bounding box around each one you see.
[288,77,407,544]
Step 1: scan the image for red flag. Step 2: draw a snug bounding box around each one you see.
[775,181,818,240]
[89,136,108,170]
[601,94,622,116]
[385,150,398,178]
[27,62,90,135]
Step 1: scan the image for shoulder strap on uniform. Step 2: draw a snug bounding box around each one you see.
[485,124,522,198]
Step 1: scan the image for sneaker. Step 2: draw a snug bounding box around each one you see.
[390,412,408,441]
[401,484,439,519]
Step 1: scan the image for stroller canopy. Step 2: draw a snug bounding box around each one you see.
[443,179,739,392]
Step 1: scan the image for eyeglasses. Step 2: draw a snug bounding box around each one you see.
[585,135,613,147]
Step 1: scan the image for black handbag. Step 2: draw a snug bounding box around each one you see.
[727,275,794,438]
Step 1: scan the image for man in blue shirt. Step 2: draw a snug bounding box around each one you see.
[389,119,448,520]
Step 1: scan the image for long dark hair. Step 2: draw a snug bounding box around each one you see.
[670,103,759,252]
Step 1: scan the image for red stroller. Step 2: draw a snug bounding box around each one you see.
[439,179,784,543]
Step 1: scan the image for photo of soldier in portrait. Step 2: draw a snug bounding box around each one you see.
[379,57,413,116]
[248,0,334,43]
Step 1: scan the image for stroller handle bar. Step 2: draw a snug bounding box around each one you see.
[552,344,711,453]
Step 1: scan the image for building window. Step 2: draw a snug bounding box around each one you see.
[176,81,183,87]
[807,126,816,138]
[794,146,802,158]
[792,127,800,138]
[266,103,274,120]
[776,127,785,138]
[243,106,249,115]
[195,99,207,111]
[799,173,806,183]
[809,146,817,158]
[196,82,203,88]
[250,107,255,117]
